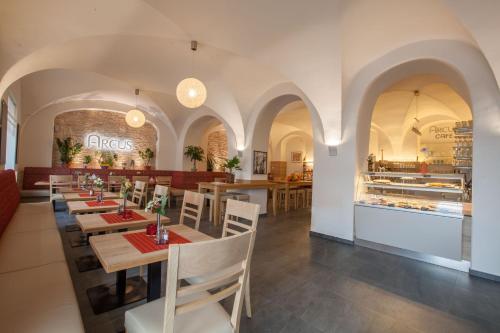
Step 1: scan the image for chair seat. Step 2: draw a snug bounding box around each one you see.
[0,229,65,273]
[125,292,233,333]
[0,262,84,333]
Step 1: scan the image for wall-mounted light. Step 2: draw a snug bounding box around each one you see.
[328,145,338,156]
[237,150,243,158]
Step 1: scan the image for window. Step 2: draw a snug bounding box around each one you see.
[5,96,17,170]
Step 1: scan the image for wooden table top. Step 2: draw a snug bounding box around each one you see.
[67,199,138,214]
[272,180,313,186]
[198,179,278,190]
[75,209,170,233]
[90,224,213,273]
[63,191,120,202]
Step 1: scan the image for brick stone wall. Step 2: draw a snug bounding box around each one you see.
[52,110,157,168]
[207,130,227,171]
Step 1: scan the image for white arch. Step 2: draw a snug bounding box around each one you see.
[18,99,177,171]
[176,110,237,171]
[335,39,500,277]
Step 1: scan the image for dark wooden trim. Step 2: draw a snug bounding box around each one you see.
[309,230,354,245]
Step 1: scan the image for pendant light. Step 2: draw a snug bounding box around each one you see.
[176,40,207,109]
[411,90,422,136]
[126,89,146,128]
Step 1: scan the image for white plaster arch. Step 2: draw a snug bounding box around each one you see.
[274,130,313,161]
[18,99,177,171]
[176,110,237,171]
[336,39,500,277]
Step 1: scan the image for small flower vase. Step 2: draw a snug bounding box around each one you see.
[155,213,162,244]
[89,188,94,197]
[122,195,127,216]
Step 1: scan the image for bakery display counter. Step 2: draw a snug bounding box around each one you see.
[354,171,466,265]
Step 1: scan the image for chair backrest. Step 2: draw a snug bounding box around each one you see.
[214,177,227,183]
[222,199,260,238]
[156,176,172,186]
[49,175,72,201]
[163,231,256,333]
[179,190,204,230]
[132,180,146,206]
[153,184,169,200]
[132,175,149,183]
[77,175,87,187]
[108,175,125,191]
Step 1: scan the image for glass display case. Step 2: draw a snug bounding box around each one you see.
[355,172,465,218]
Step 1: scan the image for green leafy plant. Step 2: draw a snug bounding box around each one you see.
[184,145,205,171]
[138,148,154,167]
[206,152,215,171]
[96,151,118,167]
[222,156,242,174]
[83,155,92,165]
[56,137,83,166]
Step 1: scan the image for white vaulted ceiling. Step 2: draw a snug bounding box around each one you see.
[0,0,498,143]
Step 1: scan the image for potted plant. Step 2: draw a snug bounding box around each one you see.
[83,155,92,168]
[222,156,242,183]
[139,148,154,170]
[56,137,83,167]
[184,145,205,171]
[206,152,215,172]
[96,151,118,169]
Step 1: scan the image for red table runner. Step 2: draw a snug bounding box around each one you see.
[101,211,146,224]
[78,193,94,198]
[123,231,191,253]
[85,200,118,207]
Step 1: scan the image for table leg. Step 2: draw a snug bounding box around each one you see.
[214,186,221,225]
[285,184,290,212]
[147,262,162,302]
[116,270,127,304]
[272,186,277,216]
[86,269,147,315]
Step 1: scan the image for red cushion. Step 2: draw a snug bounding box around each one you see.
[0,170,20,237]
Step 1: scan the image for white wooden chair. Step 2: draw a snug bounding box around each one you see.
[186,199,260,319]
[152,184,169,200]
[179,191,205,230]
[125,230,256,333]
[49,175,73,208]
[156,176,172,186]
[221,199,260,318]
[108,175,125,192]
[154,179,172,207]
[131,180,147,207]
[76,175,87,188]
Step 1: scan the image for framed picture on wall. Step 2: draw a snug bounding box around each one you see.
[291,151,302,162]
[253,150,267,175]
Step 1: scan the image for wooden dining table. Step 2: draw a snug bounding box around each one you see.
[73,210,170,272]
[67,199,138,214]
[273,180,313,212]
[63,191,120,202]
[198,180,279,225]
[76,209,170,234]
[88,224,212,314]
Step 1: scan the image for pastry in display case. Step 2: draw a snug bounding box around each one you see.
[355,172,465,217]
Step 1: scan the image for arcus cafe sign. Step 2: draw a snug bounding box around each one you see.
[85,133,133,151]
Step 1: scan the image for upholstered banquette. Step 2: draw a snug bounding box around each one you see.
[0,170,84,332]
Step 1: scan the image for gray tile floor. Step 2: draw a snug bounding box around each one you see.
[48,200,500,333]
